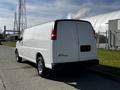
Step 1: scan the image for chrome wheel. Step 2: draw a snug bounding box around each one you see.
[37,57,46,77]
[37,59,43,74]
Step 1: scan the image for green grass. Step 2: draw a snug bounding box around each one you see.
[97,49,120,68]
[1,41,16,47]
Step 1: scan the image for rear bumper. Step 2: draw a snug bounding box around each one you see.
[52,59,99,70]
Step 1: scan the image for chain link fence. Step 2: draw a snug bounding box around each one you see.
[96,31,108,49]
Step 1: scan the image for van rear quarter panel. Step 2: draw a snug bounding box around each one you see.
[20,22,54,68]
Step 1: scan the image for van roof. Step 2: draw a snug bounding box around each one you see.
[26,19,91,30]
[55,19,89,22]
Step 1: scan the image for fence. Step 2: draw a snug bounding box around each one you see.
[96,31,108,49]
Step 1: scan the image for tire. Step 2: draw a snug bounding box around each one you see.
[15,50,22,63]
[37,57,46,77]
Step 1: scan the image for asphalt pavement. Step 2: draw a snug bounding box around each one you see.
[0,45,120,90]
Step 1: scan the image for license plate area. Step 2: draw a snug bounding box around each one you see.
[80,45,91,52]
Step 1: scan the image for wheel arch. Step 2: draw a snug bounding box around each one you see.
[36,52,44,62]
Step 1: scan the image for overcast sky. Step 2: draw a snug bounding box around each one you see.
[0,0,120,31]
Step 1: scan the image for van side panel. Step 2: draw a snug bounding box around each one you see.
[18,22,54,68]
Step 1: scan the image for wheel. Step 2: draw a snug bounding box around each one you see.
[15,50,22,63]
[37,57,46,77]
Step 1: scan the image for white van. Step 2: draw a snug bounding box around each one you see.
[15,19,98,76]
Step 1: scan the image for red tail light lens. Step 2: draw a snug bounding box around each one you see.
[51,28,57,40]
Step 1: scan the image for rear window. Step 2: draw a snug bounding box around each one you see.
[55,19,94,31]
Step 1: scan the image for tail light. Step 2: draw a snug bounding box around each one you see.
[51,28,57,40]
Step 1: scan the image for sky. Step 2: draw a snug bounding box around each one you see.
[0,0,120,31]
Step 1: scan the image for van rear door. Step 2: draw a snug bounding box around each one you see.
[76,21,96,60]
[53,20,78,63]
[53,20,96,63]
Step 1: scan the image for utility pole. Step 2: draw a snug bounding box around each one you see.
[3,26,6,39]
[13,12,17,34]
[18,0,27,37]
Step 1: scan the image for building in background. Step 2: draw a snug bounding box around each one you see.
[71,10,120,49]
[108,19,120,49]
[82,10,120,33]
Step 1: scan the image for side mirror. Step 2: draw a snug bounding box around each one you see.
[15,36,23,41]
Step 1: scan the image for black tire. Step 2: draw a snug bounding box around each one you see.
[37,57,46,77]
[15,50,22,63]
